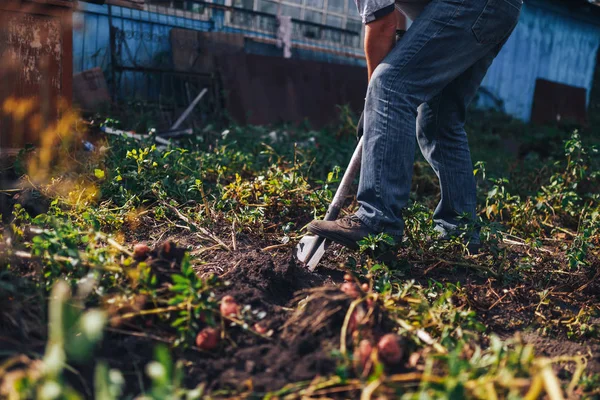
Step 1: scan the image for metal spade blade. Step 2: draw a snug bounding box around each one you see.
[295,137,363,271]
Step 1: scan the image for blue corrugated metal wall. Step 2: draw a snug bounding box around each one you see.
[74,1,600,122]
[481,1,600,121]
[73,1,364,79]
[73,2,214,73]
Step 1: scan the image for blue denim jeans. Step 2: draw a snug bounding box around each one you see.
[355,0,522,240]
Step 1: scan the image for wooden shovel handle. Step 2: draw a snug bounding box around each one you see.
[323,136,363,222]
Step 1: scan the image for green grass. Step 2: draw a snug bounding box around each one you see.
[1,105,599,399]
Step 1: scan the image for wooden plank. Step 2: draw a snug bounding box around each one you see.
[171,29,245,74]
[217,53,367,128]
[73,67,111,110]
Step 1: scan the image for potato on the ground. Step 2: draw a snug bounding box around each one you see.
[377,334,404,365]
[133,243,151,261]
[196,327,220,350]
[341,282,361,299]
[220,295,240,317]
[354,339,374,373]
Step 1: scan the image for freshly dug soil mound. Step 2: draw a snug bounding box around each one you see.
[184,249,401,394]
[210,249,327,307]
[189,250,350,393]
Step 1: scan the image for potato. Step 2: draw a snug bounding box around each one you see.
[341,282,360,299]
[196,327,219,350]
[254,323,267,334]
[377,334,404,365]
[347,304,368,335]
[133,244,151,261]
[161,241,171,255]
[220,295,240,317]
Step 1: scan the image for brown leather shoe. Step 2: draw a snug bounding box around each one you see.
[308,215,375,250]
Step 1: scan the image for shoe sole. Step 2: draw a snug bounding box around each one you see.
[307,224,360,250]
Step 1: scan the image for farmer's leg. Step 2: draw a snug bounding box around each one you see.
[416,52,500,243]
[355,0,521,236]
[309,0,521,249]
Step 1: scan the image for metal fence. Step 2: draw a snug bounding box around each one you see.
[73,0,364,126]
[144,0,362,50]
[74,0,363,76]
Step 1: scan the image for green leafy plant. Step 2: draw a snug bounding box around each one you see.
[169,255,219,346]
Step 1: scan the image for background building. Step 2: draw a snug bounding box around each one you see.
[2,0,600,151]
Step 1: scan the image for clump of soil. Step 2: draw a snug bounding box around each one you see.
[211,249,326,306]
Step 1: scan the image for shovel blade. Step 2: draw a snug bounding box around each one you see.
[306,239,327,272]
[295,138,363,271]
[296,235,327,271]
[295,234,322,263]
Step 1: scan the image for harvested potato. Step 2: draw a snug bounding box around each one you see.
[196,327,219,350]
[220,295,240,317]
[377,334,404,365]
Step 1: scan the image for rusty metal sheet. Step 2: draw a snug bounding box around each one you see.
[0,1,72,151]
[530,78,587,126]
[171,29,245,74]
[216,53,367,128]
[73,67,111,111]
[25,0,74,7]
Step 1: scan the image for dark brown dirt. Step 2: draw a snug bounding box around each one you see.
[151,242,600,393]
[3,233,599,398]
[187,250,353,394]
[520,332,600,375]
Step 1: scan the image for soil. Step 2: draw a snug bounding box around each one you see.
[188,250,354,393]
[2,230,599,397]
[174,240,600,393]
[99,244,404,396]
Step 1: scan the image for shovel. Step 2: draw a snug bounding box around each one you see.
[296,136,363,271]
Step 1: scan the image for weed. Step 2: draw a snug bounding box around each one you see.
[169,255,220,347]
